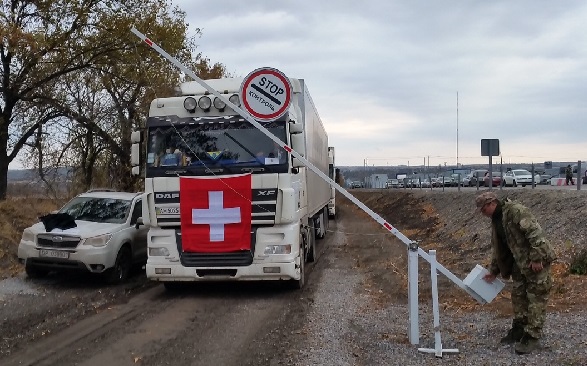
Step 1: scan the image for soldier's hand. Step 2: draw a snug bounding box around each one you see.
[483,273,497,283]
[529,261,543,272]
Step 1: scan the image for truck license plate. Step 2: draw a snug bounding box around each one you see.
[39,249,69,259]
[157,207,180,215]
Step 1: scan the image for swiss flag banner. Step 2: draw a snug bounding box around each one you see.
[179,174,252,253]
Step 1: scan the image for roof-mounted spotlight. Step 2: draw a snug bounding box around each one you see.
[183,97,197,113]
[229,94,240,107]
[198,96,211,112]
[213,96,226,111]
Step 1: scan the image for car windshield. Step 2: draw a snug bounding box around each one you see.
[513,170,531,176]
[59,197,132,224]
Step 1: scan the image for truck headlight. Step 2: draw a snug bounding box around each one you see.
[149,247,170,256]
[21,229,35,243]
[264,245,292,255]
[82,234,112,247]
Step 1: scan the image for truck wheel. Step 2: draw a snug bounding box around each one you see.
[25,263,49,279]
[307,227,317,262]
[316,213,326,240]
[104,246,132,284]
[288,233,306,289]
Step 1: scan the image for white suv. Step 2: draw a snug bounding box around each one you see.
[18,190,147,283]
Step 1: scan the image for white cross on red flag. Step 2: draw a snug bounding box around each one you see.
[179,174,252,253]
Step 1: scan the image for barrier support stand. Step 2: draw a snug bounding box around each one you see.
[418,250,459,357]
[408,241,419,345]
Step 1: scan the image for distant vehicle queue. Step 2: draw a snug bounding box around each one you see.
[348,165,587,189]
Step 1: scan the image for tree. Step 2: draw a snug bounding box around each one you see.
[2,0,227,198]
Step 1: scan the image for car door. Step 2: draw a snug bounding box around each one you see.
[129,198,149,262]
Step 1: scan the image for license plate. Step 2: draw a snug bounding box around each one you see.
[157,207,180,215]
[39,249,69,259]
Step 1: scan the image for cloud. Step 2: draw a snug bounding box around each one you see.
[167,0,587,167]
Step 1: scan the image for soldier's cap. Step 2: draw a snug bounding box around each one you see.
[475,191,498,208]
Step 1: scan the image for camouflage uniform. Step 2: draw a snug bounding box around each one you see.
[488,199,555,339]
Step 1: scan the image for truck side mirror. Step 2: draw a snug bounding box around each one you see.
[135,217,144,230]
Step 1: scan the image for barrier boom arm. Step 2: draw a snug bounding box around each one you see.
[129,27,468,292]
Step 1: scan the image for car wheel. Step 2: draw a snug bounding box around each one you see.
[104,246,132,284]
[513,180,517,187]
[25,263,49,279]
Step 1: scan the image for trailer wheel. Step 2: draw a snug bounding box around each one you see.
[307,226,317,262]
[316,212,326,240]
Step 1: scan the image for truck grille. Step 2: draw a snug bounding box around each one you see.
[181,252,254,267]
[37,234,81,249]
[175,228,257,267]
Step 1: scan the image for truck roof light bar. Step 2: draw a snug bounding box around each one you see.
[198,96,211,111]
[228,94,240,107]
[213,96,226,111]
[183,97,197,113]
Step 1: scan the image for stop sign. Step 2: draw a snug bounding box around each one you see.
[239,67,292,122]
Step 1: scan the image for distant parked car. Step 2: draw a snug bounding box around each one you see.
[351,181,363,188]
[469,169,489,187]
[407,178,421,188]
[538,174,552,184]
[386,179,400,188]
[484,172,503,187]
[430,177,442,188]
[462,173,473,187]
[502,169,536,187]
[420,178,431,188]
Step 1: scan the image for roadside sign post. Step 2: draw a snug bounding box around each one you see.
[131,27,501,358]
[481,139,500,190]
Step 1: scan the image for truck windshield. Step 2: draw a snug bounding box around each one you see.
[145,115,288,177]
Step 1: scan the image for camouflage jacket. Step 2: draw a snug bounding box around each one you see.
[489,199,555,278]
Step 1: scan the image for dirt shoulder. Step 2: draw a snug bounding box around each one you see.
[342,188,587,314]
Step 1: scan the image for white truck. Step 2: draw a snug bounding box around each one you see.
[327,146,336,218]
[130,77,333,289]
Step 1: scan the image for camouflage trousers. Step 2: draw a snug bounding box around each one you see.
[511,264,553,339]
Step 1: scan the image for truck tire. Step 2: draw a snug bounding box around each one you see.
[316,210,326,240]
[104,246,132,284]
[288,233,306,289]
[307,226,317,262]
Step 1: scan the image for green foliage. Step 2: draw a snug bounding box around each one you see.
[569,248,587,275]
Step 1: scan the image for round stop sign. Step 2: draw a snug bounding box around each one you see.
[239,67,292,122]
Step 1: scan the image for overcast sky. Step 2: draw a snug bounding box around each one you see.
[170,0,586,167]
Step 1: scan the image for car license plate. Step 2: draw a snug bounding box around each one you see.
[157,207,180,215]
[39,249,69,259]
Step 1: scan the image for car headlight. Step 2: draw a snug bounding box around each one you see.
[82,234,112,247]
[149,247,170,256]
[264,245,292,255]
[21,229,35,243]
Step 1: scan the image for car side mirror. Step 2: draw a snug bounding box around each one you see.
[135,217,144,230]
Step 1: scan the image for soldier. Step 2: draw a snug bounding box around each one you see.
[476,191,555,354]
[565,164,574,185]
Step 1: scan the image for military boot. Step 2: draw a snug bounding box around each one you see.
[515,333,540,354]
[500,323,524,344]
